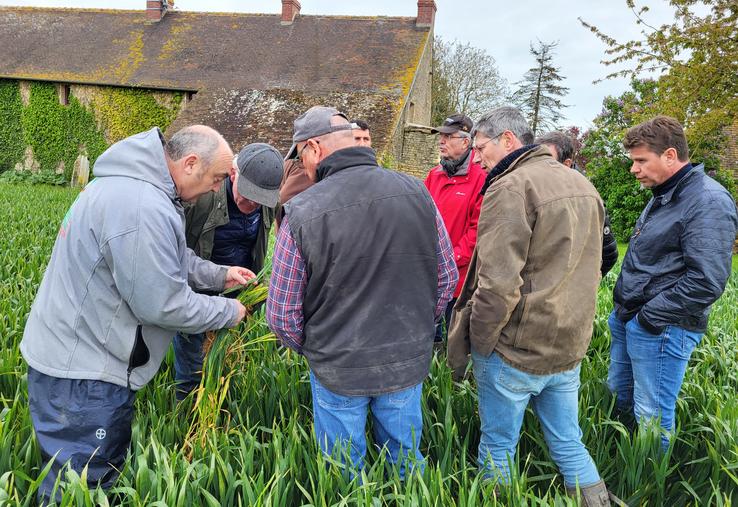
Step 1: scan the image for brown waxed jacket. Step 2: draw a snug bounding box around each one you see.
[447,145,604,378]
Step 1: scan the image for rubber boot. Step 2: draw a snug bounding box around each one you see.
[567,480,627,507]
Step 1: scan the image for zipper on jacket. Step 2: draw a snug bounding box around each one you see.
[632,198,657,242]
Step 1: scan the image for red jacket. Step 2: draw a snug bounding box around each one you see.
[424,153,486,297]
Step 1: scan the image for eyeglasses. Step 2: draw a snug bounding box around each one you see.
[473,131,505,151]
[298,143,308,161]
[439,133,469,141]
[298,140,319,161]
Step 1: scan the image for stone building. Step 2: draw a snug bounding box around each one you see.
[0,0,439,180]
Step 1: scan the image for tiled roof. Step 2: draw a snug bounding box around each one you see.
[0,7,431,153]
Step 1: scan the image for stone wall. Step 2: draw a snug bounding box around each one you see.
[388,29,435,178]
[398,124,438,179]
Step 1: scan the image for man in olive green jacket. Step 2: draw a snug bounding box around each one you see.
[448,107,620,507]
[174,143,282,400]
[185,179,274,272]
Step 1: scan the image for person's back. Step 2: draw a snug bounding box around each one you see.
[285,147,438,395]
[268,106,457,480]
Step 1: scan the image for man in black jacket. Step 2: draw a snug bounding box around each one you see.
[536,130,619,276]
[608,116,737,451]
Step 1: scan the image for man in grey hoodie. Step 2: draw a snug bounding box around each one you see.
[20,125,252,501]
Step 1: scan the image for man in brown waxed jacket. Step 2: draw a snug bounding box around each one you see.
[448,106,623,507]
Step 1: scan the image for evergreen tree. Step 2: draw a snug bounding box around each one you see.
[513,40,569,136]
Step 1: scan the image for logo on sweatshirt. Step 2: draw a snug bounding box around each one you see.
[58,179,96,239]
[95,428,107,440]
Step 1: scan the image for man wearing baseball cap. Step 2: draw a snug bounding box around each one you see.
[424,113,486,345]
[267,106,458,478]
[173,142,283,400]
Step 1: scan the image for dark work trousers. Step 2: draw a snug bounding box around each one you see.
[27,367,136,503]
[172,331,206,401]
[434,298,457,343]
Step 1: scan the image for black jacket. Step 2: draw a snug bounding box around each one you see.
[284,147,439,396]
[601,210,619,276]
[613,165,737,333]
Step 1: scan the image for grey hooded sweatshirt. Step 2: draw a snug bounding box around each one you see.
[21,128,239,390]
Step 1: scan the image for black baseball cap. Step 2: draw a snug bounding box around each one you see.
[431,113,473,135]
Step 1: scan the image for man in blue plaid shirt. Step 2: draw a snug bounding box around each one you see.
[267,106,457,479]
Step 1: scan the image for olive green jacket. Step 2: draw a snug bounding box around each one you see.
[448,146,604,378]
[184,181,275,274]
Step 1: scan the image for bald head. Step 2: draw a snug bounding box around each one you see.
[167,125,230,167]
[166,125,234,202]
[317,115,356,154]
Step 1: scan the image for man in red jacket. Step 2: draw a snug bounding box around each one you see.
[425,114,486,343]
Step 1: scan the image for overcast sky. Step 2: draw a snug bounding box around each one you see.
[0,0,691,128]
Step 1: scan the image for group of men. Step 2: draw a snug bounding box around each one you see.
[20,101,737,505]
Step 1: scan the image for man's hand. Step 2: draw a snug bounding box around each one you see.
[224,266,257,289]
[232,300,248,324]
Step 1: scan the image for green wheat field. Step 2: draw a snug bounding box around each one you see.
[0,183,736,506]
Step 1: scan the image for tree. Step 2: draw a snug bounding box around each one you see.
[431,37,509,126]
[580,79,658,242]
[512,40,569,136]
[579,0,738,169]
[581,78,736,242]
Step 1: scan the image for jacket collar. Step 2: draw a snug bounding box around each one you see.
[480,144,543,195]
[316,147,377,182]
[658,164,703,205]
[440,148,472,177]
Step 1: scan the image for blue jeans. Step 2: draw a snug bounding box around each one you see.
[309,372,424,479]
[472,350,601,488]
[172,332,206,400]
[607,311,703,450]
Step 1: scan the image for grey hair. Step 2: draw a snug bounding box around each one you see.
[535,130,576,163]
[166,126,223,167]
[472,106,533,145]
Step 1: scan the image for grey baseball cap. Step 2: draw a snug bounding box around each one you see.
[235,143,283,208]
[285,106,356,159]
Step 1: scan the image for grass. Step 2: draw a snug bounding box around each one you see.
[0,181,736,506]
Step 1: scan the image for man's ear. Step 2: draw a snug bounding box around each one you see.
[662,147,678,167]
[182,153,198,175]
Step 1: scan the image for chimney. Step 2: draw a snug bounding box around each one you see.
[146,0,169,22]
[416,0,436,28]
[281,0,301,25]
